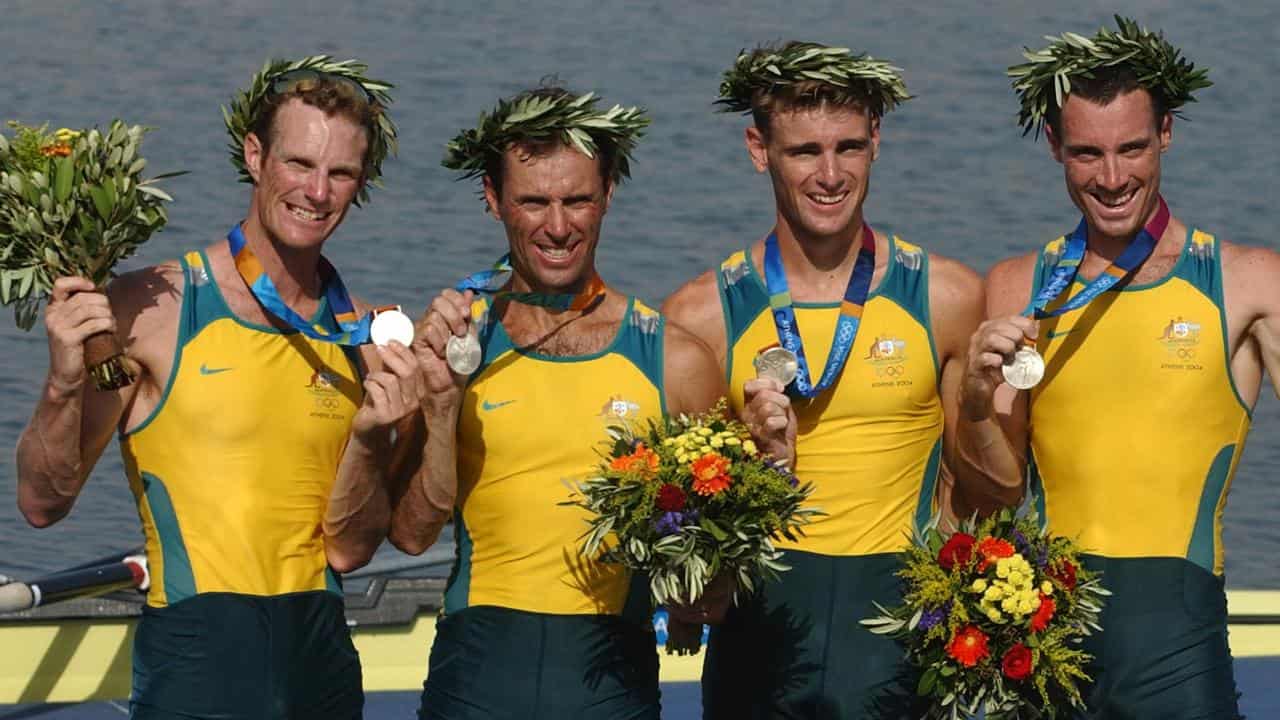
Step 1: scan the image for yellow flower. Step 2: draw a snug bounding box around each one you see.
[743,440,758,455]
[677,452,689,464]
[1041,580,1053,595]
[724,437,741,446]
[970,579,988,593]
[1001,597,1018,613]
[696,427,713,437]
[54,128,80,142]
[1008,570,1024,587]
[663,437,676,446]
[710,437,724,448]
[983,586,1003,602]
[986,607,1004,623]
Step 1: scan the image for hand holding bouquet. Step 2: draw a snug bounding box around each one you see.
[861,508,1109,719]
[0,121,178,389]
[567,399,820,654]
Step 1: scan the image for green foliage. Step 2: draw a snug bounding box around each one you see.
[717,41,910,116]
[443,89,649,191]
[1009,15,1212,137]
[0,121,179,329]
[222,55,398,205]
[564,399,820,608]
[860,508,1108,719]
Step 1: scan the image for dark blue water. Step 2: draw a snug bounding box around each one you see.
[1,1,1277,586]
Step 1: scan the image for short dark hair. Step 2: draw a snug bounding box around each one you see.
[484,86,620,199]
[1045,65,1170,138]
[250,74,384,178]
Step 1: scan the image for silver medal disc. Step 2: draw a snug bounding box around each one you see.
[446,332,483,375]
[753,347,800,386]
[369,309,415,347]
[1001,347,1045,390]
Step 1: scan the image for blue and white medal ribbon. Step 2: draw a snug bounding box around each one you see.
[762,223,876,398]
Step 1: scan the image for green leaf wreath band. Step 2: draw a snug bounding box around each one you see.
[222,55,398,205]
[716,41,911,116]
[442,89,650,187]
[1009,15,1212,137]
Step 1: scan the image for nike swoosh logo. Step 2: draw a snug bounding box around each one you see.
[1046,329,1075,339]
[481,399,516,411]
[199,363,233,375]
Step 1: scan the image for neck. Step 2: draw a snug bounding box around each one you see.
[1084,197,1168,262]
[772,212,866,283]
[240,215,324,303]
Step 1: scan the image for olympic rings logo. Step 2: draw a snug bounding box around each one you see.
[1176,348,1196,360]
[876,365,906,377]
[316,398,341,410]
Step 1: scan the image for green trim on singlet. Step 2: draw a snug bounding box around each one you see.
[444,511,474,614]
[1187,444,1236,573]
[913,438,944,531]
[141,472,196,603]
[325,567,343,595]
[122,256,197,438]
[1028,455,1047,524]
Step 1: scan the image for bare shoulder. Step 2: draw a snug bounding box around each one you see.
[663,318,719,375]
[1220,239,1280,316]
[660,268,724,344]
[983,250,1040,318]
[662,317,726,412]
[925,252,984,355]
[927,253,983,306]
[107,260,184,326]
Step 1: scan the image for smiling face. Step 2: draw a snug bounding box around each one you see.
[1047,88,1172,244]
[243,98,368,251]
[483,142,613,293]
[747,103,879,244]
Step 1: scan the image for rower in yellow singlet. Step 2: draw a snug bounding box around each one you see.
[958,18,1280,718]
[664,43,982,719]
[16,62,422,720]
[390,86,725,720]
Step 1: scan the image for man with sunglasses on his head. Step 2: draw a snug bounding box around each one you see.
[15,58,419,719]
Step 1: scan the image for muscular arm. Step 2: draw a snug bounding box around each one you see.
[661,269,729,377]
[953,254,1036,517]
[16,268,177,527]
[663,320,730,416]
[1221,243,1280,406]
[926,255,985,526]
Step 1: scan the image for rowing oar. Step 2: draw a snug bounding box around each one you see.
[0,554,148,613]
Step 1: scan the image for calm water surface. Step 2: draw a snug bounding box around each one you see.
[1,1,1277,586]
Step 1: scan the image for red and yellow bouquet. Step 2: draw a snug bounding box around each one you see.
[861,508,1108,718]
[567,399,819,652]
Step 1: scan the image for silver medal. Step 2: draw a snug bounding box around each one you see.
[753,346,799,386]
[446,331,483,375]
[369,308,415,347]
[1001,347,1045,390]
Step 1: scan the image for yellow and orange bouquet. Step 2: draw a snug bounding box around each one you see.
[568,400,818,648]
[861,508,1108,719]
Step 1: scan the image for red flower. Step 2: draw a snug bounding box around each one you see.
[976,537,1015,572]
[610,443,660,478]
[937,533,976,571]
[1001,643,1034,681]
[691,452,732,495]
[1030,593,1055,632]
[1050,560,1077,590]
[655,484,687,512]
[946,625,989,667]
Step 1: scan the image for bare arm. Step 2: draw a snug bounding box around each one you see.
[953,254,1037,516]
[663,320,729,416]
[16,271,168,526]
[1221,243,1280,406]
[388,289,472,556]
[926,255,985,526]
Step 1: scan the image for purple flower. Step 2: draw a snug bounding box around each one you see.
[1012,529,1049,568]
[769,459,800,488]
[918,602,949,631]
[655,511,686,536]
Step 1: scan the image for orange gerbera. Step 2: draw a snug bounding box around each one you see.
[946,625,990,667]
[610,444,659,478]
[40,143,72,157]
[976,537,1016,572]
[690,452,732,495]
[1030,593,1056,632]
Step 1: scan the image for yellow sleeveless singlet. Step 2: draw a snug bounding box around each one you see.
[1028,228,1250,575]
[447,298,666,616]
[718,234,943,556]
[121,250,362,607]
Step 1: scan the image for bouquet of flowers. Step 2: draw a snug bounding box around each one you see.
[567,399,820,653]
[0,120,178,389]
[860,508,1109,719]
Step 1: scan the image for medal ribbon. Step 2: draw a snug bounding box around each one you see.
[762,223,876,398]
[227,225,372,345]
[1027,196,1170,319]
[453,255,604,311]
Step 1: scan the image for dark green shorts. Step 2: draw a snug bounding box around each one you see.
[418,605,660,720]
[130,591,362,719]
[1078,556,1240,720]
[703,551,917,720]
